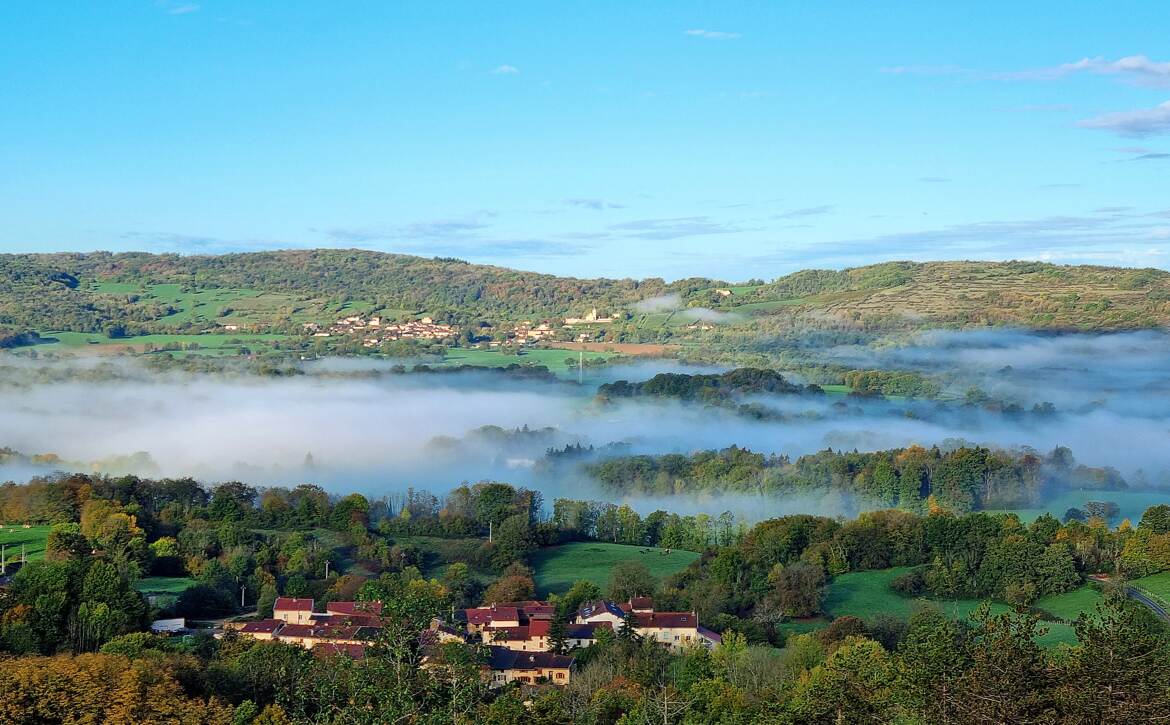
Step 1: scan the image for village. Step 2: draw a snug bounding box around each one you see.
[303,315,459,348]
[301,308,619,350]
[224,595,720,688]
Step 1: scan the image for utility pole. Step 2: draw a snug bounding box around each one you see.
[240,585,246,608]
[488,520,493,543]
[325,560,331,578]
[21,544,25,565]
[578,349,584,385]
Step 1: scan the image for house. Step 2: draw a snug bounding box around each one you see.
[237,619,283,641]
[462,601,554,633]
[575,599,722,652]
[576,600,627,627]
[486,646,574,687]
[481,619,612,652]
[150,618,186,634]
[274,597,315,625]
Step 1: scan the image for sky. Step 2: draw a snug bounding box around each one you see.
[1,1,1168,281]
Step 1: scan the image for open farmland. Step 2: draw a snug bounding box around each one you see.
[531,542,699,596]
[441,347,617,374]
[0,524,51,565]
[824,567,1099,648]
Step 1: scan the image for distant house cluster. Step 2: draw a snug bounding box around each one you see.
[234,596,719,688]
[443,597,719,686]
[230,598,384,658]
[486,321,558,348]
[563,308,616,325]
[304,316,457,347]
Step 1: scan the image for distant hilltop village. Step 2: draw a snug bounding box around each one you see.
[300,307,620,349]
[228,595,718,688]
[303,316,458,348]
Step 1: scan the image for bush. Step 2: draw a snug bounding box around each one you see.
[891,568,927,597]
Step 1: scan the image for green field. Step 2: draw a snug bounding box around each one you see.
[134,576,197,595]
[824,567,1097,648]
[37,330,291,356]
[1131,571,1170,610]
[531,542,699,596]
[993,490,1170,525]
[441,347,618,374]
[0,524,51,565]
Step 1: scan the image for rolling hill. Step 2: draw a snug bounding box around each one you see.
[2,251,1169,340]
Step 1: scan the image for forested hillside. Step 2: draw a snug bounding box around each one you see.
[3,251,1170,337]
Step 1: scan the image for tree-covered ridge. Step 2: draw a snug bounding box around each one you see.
[712,260,1170,330]
[585,444,1126,512]
[4,251,1170,338]
[597,368,821,403]
[0,250,681,332]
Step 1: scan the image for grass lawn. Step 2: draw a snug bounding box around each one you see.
[441,347,617,374]
[37,330,291,357]
[531,542,699,597]
[824,567,1090,648]
[0,524,51,564]
[1034,585,1104,622]
[819,384,853,395]
[134,576,197,595]
[1131,571,1170,609]
[992,490,1170,525]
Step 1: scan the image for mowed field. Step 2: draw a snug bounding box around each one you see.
[134,576,197,595]
[442,347,618,373]
[37,330,292,357]
[1131,571,1170,609]
[531,542,699,596]
[824,567,1102,648]
[0,524,51,564]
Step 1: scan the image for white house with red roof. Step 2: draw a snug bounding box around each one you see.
[273,597,315,625]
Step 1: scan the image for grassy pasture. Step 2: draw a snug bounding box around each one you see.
[991,490,1170,525]
[0,524,51,565]
[1131,571,1170,610]
[531,542,699,596]
[36,330,291,358]
[134,577,197,595]
[824,567,1094,648]
[441,347,616,374]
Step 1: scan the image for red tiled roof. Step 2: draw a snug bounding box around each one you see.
[628,597,654,610]
[528,619,552,636]
[239,619,282,634]
[274,597,314,612]
[633,612,696,629]
[327,600,383,616]
[487,626,530,641]
[490,607,519,621]
[277,623,316,638]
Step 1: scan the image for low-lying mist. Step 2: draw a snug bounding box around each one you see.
[2,328,1169,519]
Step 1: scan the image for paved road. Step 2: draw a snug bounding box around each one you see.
[1126,586,1170,622]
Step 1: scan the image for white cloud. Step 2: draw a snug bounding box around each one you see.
[490,64,520,75]
[883,55,1170,88]
[1079,101,1170,137]
[1020,55,1170,87]
[684,29,741,40]
[156,1,200,14]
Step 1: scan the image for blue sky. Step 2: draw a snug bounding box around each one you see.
[1,1,1168,281]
